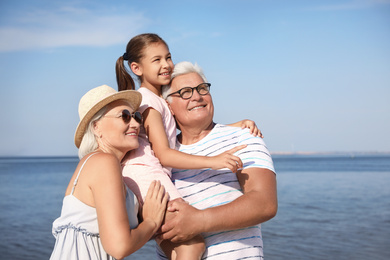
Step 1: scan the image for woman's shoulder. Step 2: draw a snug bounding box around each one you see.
[81,152,118,163]
[80,152,121,177]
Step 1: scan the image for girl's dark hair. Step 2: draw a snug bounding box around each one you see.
[116,33,168,91]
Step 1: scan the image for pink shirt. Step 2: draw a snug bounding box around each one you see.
[122,87,177,177]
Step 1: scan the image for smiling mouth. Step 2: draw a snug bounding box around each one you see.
[125,132,138,136]
[189,105,206,111]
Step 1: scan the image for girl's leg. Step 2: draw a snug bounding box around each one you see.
[159,209,205,260]
[122,165,205,259]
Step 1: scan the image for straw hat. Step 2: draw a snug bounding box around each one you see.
[74,85,142,148]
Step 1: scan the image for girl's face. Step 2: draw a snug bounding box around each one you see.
[132,42,174,90]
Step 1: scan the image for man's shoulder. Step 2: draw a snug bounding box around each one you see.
[214,123,258,141]
[214,123,250,134]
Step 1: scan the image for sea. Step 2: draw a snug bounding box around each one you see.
[0,153,389,260]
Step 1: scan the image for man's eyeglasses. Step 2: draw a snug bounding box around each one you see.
[104,109,143,124]
[167,83,211,100]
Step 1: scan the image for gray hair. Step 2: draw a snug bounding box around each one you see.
[78,107,107,159]
[162,61,208,103]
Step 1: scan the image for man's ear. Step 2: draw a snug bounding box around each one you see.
[130,62,142,76]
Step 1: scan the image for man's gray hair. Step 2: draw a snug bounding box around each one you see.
[162,61,208,103]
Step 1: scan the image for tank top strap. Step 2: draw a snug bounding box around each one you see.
[71,152,100,195]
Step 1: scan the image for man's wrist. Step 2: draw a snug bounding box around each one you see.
[197,209,209,234]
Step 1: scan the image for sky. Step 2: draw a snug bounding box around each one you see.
[0,0,389,157]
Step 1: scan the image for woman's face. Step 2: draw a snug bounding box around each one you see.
[94,100,141,156]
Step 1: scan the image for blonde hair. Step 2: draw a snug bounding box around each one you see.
[78,108,106,159]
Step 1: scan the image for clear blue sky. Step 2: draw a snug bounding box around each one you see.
[0,0,389,156]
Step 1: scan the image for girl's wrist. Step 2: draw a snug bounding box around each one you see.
[206,156,215,169]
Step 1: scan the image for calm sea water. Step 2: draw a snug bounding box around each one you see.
[0,154,389,259]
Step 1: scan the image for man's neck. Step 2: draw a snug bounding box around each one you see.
[178,122,216,145]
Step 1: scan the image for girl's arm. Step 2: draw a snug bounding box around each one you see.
[228,119,263,138]
[143,108,245,172]
[90,153,168,259]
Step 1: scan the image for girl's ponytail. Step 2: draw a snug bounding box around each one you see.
[116,55,135,91]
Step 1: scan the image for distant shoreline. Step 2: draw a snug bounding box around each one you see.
[1,151,390,159]
[271,151,390,156]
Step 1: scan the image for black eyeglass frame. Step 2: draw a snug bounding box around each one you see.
[104,109,143,124]
[167,83,211,100]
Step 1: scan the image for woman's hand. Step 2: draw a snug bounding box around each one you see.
[141,181,169,233]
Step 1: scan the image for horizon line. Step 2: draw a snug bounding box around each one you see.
[1,150,390,158]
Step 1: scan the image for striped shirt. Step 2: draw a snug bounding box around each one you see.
[157,124,275,259]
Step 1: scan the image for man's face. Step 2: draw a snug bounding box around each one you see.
[168,72,214,130]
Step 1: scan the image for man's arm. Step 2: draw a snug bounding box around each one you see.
[159,167,277,243]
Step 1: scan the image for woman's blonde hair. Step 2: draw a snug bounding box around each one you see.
[78,108,107,159]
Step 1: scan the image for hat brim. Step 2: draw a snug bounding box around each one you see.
[74,90,142,148]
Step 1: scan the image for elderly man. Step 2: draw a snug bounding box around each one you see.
[159,61,277,259]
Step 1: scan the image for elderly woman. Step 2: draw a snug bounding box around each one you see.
[50,85,168,260]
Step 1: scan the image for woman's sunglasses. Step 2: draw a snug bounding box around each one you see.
[104,109,143,124]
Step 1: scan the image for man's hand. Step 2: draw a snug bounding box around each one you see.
[159,198,204,243]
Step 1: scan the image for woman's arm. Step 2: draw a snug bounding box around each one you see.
[90,153,168,259]
[143,108,245,172]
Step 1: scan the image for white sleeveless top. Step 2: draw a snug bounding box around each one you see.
[50,153,139,260]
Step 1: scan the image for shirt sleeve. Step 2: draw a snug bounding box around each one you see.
[237,129,275,173]
[138,88,165,114]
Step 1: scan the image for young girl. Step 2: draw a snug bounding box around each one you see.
[115,33,261,259]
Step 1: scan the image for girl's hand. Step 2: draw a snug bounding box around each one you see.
[239,119,263,138]
[209,145,247,173]
[228,119,263,138]
[142,181,169,233]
